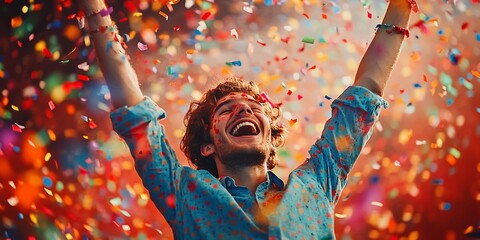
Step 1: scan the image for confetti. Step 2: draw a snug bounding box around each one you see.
[302,37,315,44]
[137,42,148,51]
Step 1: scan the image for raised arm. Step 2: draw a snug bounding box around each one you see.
[79,0,144,108]
[353,0,414,96]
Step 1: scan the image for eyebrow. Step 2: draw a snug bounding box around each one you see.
[212,98,262,115]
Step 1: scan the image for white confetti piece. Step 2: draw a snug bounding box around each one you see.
[7,196,18,206]
[137,42,148,51]
[77,62,90,71]
[230,29,238,39]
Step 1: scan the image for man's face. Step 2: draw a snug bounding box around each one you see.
[205,92,272,168]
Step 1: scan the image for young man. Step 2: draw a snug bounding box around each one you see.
[80,0,415,238]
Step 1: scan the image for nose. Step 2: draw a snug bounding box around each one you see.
[234,103,253,116]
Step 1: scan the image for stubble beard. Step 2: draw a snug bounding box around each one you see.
[218,144,269,169]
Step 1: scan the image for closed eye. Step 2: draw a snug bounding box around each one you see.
[219,109,231,115]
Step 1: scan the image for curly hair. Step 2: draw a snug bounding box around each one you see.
[180,77,286,178]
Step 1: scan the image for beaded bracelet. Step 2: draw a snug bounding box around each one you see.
[375,24,410,38]
[407,0,419,13]
[85,6,113,17]
[89,24,118,34]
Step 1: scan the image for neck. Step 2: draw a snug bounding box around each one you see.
[218,163,268,194]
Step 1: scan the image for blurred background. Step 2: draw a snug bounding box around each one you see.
[0,0,479,239]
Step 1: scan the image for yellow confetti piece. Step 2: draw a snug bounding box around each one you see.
[11,105,19,111]
[83,135,89,139]
[29,213,38,225]
[44,152,51,161]
[22,6,29,13]
[44,187,53,196]
[132,12,143,17]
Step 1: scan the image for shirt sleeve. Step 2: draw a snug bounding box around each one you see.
[297,86,388,206]
[110,97,181,221]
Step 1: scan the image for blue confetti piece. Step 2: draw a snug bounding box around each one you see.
[447,98,453,106]
[477,108,480,113]
[319,102,324,107]
[13,146,20,152]
[370,175,380,184]
[264,0,273,5]
[81,115,88,122]
[438,29,443,35]
[18,213,24,219]
[116,216,124,224]
[325,95,332,100]
[431,178,443,185]
[43,176,53,188]
[106,41,113,53]
[441,202,451,211]
[476,33,480,41]
[226,60,242,67]
[413,83,422,88]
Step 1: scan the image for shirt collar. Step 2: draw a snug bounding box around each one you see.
[218,170,285,191]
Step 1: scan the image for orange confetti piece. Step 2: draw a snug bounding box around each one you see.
[11,16,22,28]
[289,118,297,126]
[302,13,309,19]
[158,11,168,20]
[472,70,480,78]
[321,14,327,19]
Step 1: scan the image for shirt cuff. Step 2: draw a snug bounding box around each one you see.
[109,97,167,135]
[335,85,389,116]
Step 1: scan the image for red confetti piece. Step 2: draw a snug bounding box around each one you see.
[423,74,428,82]
[260,92,282,107]
[17,41,22,47]
[287,90,293,96]
[67,13,77,19]
[12,124,23,133]
[280,36,290,44]
[42,48,53,58]
[461,22,469,30]
[298,43,305,52]
[303,13,309,19]
[173,26,180,31]
[400,89,405,94]
[308,65,316,70]
[367,11,372,19]
[297,94,303,100]
[201,12,211,20]
[78,74,89,81]
[79,166,88,175]
[257,40,266,46]
[119,17,128,22]
[322,13,328,19]
[89,120,97,129]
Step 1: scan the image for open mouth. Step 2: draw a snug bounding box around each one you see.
[230,121,259,137]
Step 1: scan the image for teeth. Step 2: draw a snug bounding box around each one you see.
[231,121,256,136]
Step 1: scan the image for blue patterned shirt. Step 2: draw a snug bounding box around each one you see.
[110,86,387,239]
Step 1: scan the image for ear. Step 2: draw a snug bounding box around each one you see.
[200,143,215,157]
